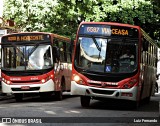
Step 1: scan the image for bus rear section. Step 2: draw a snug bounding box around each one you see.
[1,32,72,101]
[71,22,158,108]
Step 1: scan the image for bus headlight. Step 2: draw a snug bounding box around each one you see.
[50,74,54,78]
[41,74,54,84]
[2,78,11,85]
[6,80,11,84]
[41,79,46,83]
[128,79,137,85]
[74,75,80,82]
[122,78,137,89]
[72,74,86,85]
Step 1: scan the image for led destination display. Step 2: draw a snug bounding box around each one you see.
[2,33,50,42]
[79,24,138,37]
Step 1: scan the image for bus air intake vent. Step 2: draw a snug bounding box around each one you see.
[91,89,114,95]
[11,87,40,91]
[11,80,40,83]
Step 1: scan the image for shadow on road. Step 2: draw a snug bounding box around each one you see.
[86,98,159,112]
[15,93,79,103]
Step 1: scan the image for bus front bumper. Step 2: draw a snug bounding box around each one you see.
[71,81,138,101]
[2,79,55,94]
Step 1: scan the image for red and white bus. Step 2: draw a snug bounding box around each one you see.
[71,22,158,108]
[1,32,72,101]
[0,29,7,90]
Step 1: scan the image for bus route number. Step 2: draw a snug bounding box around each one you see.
[87,27,99,33]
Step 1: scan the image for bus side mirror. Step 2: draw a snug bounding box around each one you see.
[53,46,60,62]
[143,40,148,51]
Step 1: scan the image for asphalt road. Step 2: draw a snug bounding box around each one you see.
[0,92,159,126]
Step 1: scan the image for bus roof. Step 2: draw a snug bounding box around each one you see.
[1,32,71,42]
[79,22,140,29]
[77,22,140,38]
[78,22,159,48]
[1,31,52,37]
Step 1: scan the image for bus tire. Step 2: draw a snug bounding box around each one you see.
[131,101,140,109]
[55,78,65,101]
[55,91,62,101]
[145,85,153,103]
[80,96,90,108]
[15,93,23,102]
[145,96,151,103]
[40,92,52,100]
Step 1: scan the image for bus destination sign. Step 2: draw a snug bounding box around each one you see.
[2,34,50,42]
[79,24,138,37]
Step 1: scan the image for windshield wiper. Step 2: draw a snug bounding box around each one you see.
[90,36,103,60]
[98,41,102,59]
[92,37,101,52]
[79,34,101,52]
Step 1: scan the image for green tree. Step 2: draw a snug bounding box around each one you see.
[3,0,59,31]
[3,0,160,40]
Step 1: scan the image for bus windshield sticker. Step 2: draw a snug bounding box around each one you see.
[106,65,111,72]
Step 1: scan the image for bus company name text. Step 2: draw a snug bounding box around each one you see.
[8,35,44,42]
[2,118,42,124]
[86,27,129,36]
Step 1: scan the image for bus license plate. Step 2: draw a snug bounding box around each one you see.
[21,86,30,90]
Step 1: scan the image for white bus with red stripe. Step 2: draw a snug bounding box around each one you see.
[1,32,72,101]
[71,22,158,108]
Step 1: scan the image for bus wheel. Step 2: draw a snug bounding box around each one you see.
[145,96,151,103]
[80,96,90,108]
[40,92,52,100]
[130,101,140,109]
[55,91,63,101]
[145,86,153,103]
[15,93,23,102]
[55,79,65,101]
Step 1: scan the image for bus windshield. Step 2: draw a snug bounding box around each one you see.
[75,36,138,73]
[3,44,53,71]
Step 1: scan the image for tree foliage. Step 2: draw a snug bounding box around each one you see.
[3,0,160,40]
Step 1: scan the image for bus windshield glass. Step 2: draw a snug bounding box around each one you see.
[75,36,138,73]
[3,44,53,71]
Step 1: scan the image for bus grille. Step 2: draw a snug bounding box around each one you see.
[11,80,40,84]
[91,89,114,95]
[11,87,40,91]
